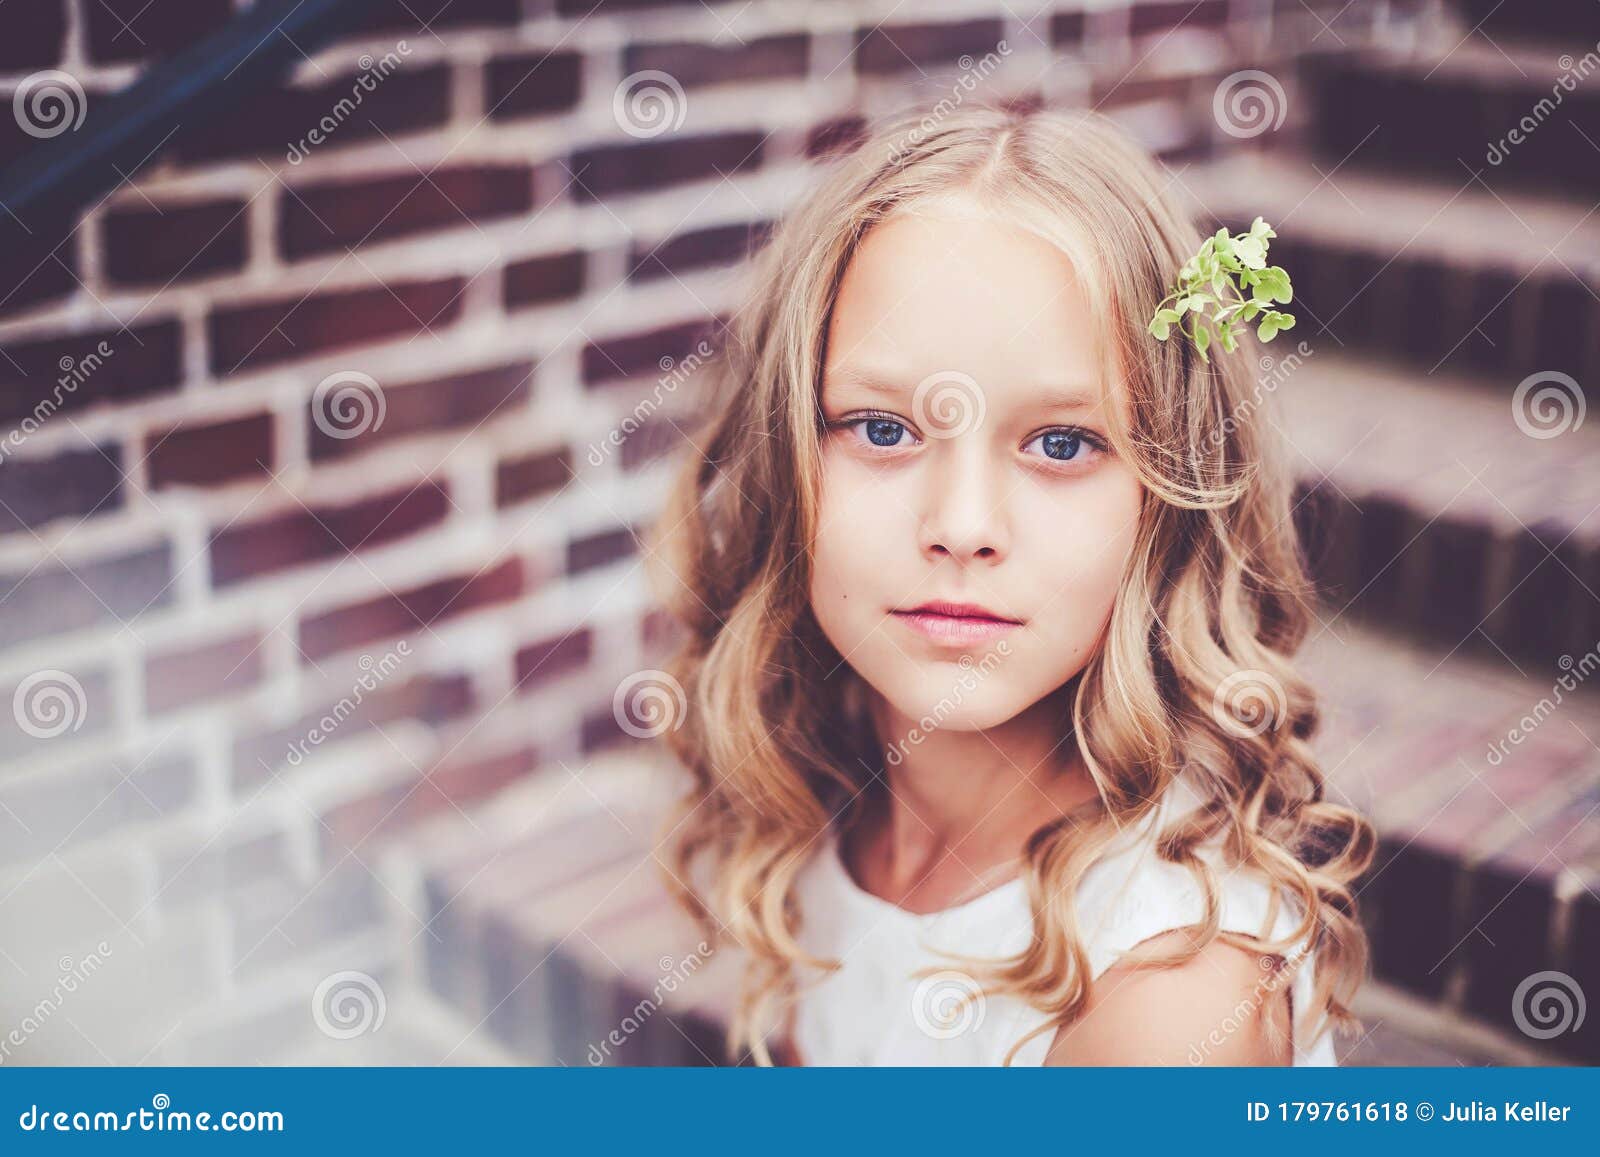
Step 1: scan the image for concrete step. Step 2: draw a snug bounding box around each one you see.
[1299,33,1600,193]
[1278,351,1600,670]
[1180,152,1600,387]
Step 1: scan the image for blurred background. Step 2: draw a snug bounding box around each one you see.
[0,0,1596,1067]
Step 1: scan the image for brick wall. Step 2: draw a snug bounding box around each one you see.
[0,0,1593,1066]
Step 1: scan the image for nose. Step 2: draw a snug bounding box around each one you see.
[916,440,1009,564]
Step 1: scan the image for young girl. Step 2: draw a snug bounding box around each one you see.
[646,103,1375,1066]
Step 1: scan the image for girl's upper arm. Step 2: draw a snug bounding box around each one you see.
[1042,928,1294,1067]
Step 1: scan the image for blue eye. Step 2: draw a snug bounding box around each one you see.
[838,416,918,448]
[1024,428,1103,464]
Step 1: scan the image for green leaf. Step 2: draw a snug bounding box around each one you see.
[1234,236,1267,270]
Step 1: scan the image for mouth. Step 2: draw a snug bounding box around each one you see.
[889,600,1024,645]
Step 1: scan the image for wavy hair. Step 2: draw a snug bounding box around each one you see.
[644,103,1375,1066]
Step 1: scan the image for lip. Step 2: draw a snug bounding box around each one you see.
[890,600,1023,645]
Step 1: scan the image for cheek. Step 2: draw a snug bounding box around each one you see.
[1023,471,1144,631]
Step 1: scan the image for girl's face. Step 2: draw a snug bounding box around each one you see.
[810,196,1145,732]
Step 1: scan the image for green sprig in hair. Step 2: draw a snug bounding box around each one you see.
[1147,216,1295,361]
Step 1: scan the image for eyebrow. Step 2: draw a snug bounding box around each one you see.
[823,366,1102,413]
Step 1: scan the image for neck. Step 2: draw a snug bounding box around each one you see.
[857,682,1099,892]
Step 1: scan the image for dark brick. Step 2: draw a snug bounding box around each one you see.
[569,132,764,200]
[0,543,172,648]
[0,1,67,69]
[629,221,771,282]
[351,0,521,33]
[0,321,182,423]
[496,446,573,507]
[619,414,689,470]
[805,115,867,161]
[581,318,722,387]
[208,277,465,375]
[1412,516,1492,647]
[280,165,536,259]
[1461,855,1560,1035]
[854,19,1005,76]
[1129,0,1228,35]
[176,65,452,164]
[0,443,123,533]
[1368,837,1459,999]
[86,0,231,63]
[485,51,583,120]
[309,362,533,462]
[623,34,809,90]
[555,0,704,13]
[232,672,474,791]
[103,198,248,286]
[514,630,593,691]
[503,250,586,310]
[1050,10,1087,46]
[145,631,265,713]
[568,526,637,574]
[0,209,81,316]
[297,557,524,660]
[321,746,537,856]
[146,412,274,489]
[210,480,452,587]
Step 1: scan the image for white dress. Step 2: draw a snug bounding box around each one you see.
[790,773,1339,1066]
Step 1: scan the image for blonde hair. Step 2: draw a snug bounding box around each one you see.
[645,103,1375,1066]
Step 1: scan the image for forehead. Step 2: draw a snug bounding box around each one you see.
[821,197,1112,413]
